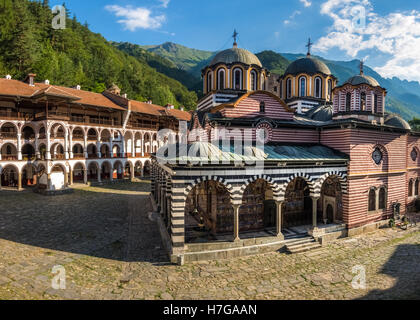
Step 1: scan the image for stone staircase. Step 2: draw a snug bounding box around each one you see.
[285,235,322,254]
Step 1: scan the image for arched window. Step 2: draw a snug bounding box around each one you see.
[315,77,322,98]
[368,188,376,211]
[207,72,212,93]
[416,179,419,196]
[346,92,352,112]
[260,101,266,113]
[250,70,257,91]
[233,68,242,90]
[6,145,12,155]
[328,79,332,100]
[360,92,366,111]
[286,78,292,99]
[299,77,306,97]
[379,187,386,210]
[217,69,225,90]
[409,179,414,197]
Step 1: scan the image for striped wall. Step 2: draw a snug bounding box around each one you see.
[152,160,348,256]
[221,94,294,120]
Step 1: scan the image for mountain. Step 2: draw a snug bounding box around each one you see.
[140,42,214,76]
[138,41,420,120]
[0,0,197,110]
[256,50,290,75]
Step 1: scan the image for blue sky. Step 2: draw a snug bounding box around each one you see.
[61,0,420,81]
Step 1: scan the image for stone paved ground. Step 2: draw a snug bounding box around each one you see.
[0,182,419,300]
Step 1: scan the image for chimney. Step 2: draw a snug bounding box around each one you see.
[147,100,153,104]
[165,104,175,110]
[123,93,127,99]
[76,85,81,90]
[24,73,36,86]
[45,79,50,85]
[5,75,11,80]
[180,106,184,111]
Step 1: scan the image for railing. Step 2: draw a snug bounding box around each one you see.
[0,132,18,139]
[73,134,84,140]
[23,135,36,140]
[1,155,18,161]
[90,118,113,125]
[52,154,65,160]
[71,115,84,123]
[88,154,98,159]
[101,153,111,158]
[87,135,97,141]
[127,122,159,130]
[22,154,36,161]
[73,153,85,159]
[0,110,33,120]
[38,134,46,139]
[113,153,124,158]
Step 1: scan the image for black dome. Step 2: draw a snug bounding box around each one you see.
[304,104,333,122]
[284,55,332,76]
[384,114,411,130]
[344,74,380,87]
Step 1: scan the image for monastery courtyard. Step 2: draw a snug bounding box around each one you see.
[0,181,419,300]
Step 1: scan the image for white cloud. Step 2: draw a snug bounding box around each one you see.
[105,5,166,31]
[159,0,170,8]
[314,0,420,81]
[300,0,312,7]
[284,10,302,25]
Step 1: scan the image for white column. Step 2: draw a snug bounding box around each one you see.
[17,133,22,160]
[46,132,51,160]
[233,205,240,242]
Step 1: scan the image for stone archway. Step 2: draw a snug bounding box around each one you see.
[0,165,19,188]
[283,177,312,228]
[320,176,343,224]
[239,179,276,234]
[22,164,37,187]
[185,180,233,243]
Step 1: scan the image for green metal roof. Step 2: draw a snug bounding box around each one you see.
[284,55,332,76]
[210,47,262,67]
[156,142,349,164]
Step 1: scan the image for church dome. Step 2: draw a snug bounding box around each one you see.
[210,47,262,68]
[344,74,380,87]
[284,55,332,76]
[304,104,333,122]
[384,114,411,130]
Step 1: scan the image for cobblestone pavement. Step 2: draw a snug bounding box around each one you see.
[0,182,419,300]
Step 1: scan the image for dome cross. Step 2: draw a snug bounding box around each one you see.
[233,29,239,47]
[306,38,313,56]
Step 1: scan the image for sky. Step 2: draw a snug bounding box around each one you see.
[61,0,420,82]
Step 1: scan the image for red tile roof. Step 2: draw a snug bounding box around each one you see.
[0,78,192,120]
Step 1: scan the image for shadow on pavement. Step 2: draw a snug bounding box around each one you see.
[0,180,169,265]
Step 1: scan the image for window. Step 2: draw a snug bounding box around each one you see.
[273,86,278,92]
[379,188,386,210]
[207,72,212,93]
[409,179,414,197]
[411,148,418,161]
[217,69,225,90]
[250,70,257,91]
[360,92,366,111]
[416,180,419,196]
[286,78,292,99]
[299,77,306,97]
[315,77,322,98]
[374,94,378,113]
[233,68,242,90]
[328,79,332,100]
[346,92,351,112]
[260,101,266,113]
[368,188,376,211]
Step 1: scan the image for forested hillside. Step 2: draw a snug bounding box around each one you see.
[0,0,197,109]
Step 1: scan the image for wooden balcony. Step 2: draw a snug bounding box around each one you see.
[0,132,18,139]
[1,155,18,161]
